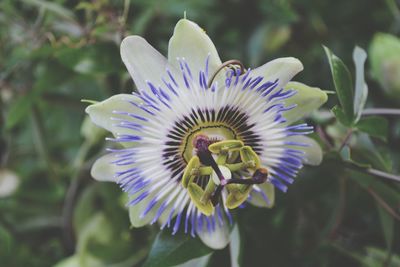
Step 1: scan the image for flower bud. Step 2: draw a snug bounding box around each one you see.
[369,33,400,102]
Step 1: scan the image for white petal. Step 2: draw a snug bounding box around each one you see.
[247,183,275,208]
[129,190,158,227]
[230,224,241,267]
[197,220,230,249]
[283,81,328,124]
[130,185,183,228]
[168,19,222,80]
[286,136,323,166]
[90,154,117,182]
[121,36,179,94]
[85,94,147,137]
[251,57,304,90]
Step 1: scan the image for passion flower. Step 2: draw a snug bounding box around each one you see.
[86,19,327,249]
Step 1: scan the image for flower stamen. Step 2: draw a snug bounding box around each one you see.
[183,135,269,215]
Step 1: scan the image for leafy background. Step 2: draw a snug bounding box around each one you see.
[1,0,400,266]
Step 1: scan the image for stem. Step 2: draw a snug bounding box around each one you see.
[385,0,400,20]
[345,161,400,183]
[362,108,400,116]
[316,125,333,149]
[72,140,92,169]
[62,139,93,252]
[31,105,57,179]
[367,187,400,221]
[339,129,353,151]
[329,177,347,239]
[121,0,130,25]
[366,168,400,183]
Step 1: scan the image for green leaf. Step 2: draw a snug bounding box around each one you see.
[21,0,76,21]
[142,231,212,267]
[171,254,212,267]
[323,46,354,122]
[362,247,400,267]
[333,245,400,267]
[5,90,39,129]
[340,145,351,161]
[376,205,394,250]
[53,255,81,267]
[6,61,74,129]
[331,105,352,127]
[73,186,97,235]
[350,174,400,206]
[352,133,392,172]
[0,224,13,254]
[355,116,388,141]
[76,212,114,254]
[353,46,368,122]
[54,43,121,75]
[247,24,291,66]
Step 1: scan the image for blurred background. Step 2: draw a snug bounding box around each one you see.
[1,0,400,266]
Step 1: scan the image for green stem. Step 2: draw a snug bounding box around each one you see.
[344,161,400,183]
[367,187,400,221]
[362,108,400,116]
[62,139,93,251]
[72,140,92,170]
[31,105,56,179]
[339,129,353,151]
[121,0,130,25]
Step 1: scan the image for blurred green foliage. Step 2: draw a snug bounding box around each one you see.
[1,0,400,266]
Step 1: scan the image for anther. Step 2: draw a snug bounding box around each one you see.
[252,168,269,184]
[226,168,268,185]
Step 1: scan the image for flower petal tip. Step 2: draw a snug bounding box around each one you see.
[281,57,304,72]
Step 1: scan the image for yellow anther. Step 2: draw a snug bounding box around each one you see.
[181,156,200,188]
[187,183,214,216]
[225,184,253,209]
[216,153,228,165]
[245,160,256,169]
[199,166,213,176]
[200,178,217,204]
[240,146,260,169]
[225,162,247,172]
[208,140,244,154]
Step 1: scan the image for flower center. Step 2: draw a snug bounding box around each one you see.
[181,133,268,216]
[161,105,263,186]
[182,123,236,163]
